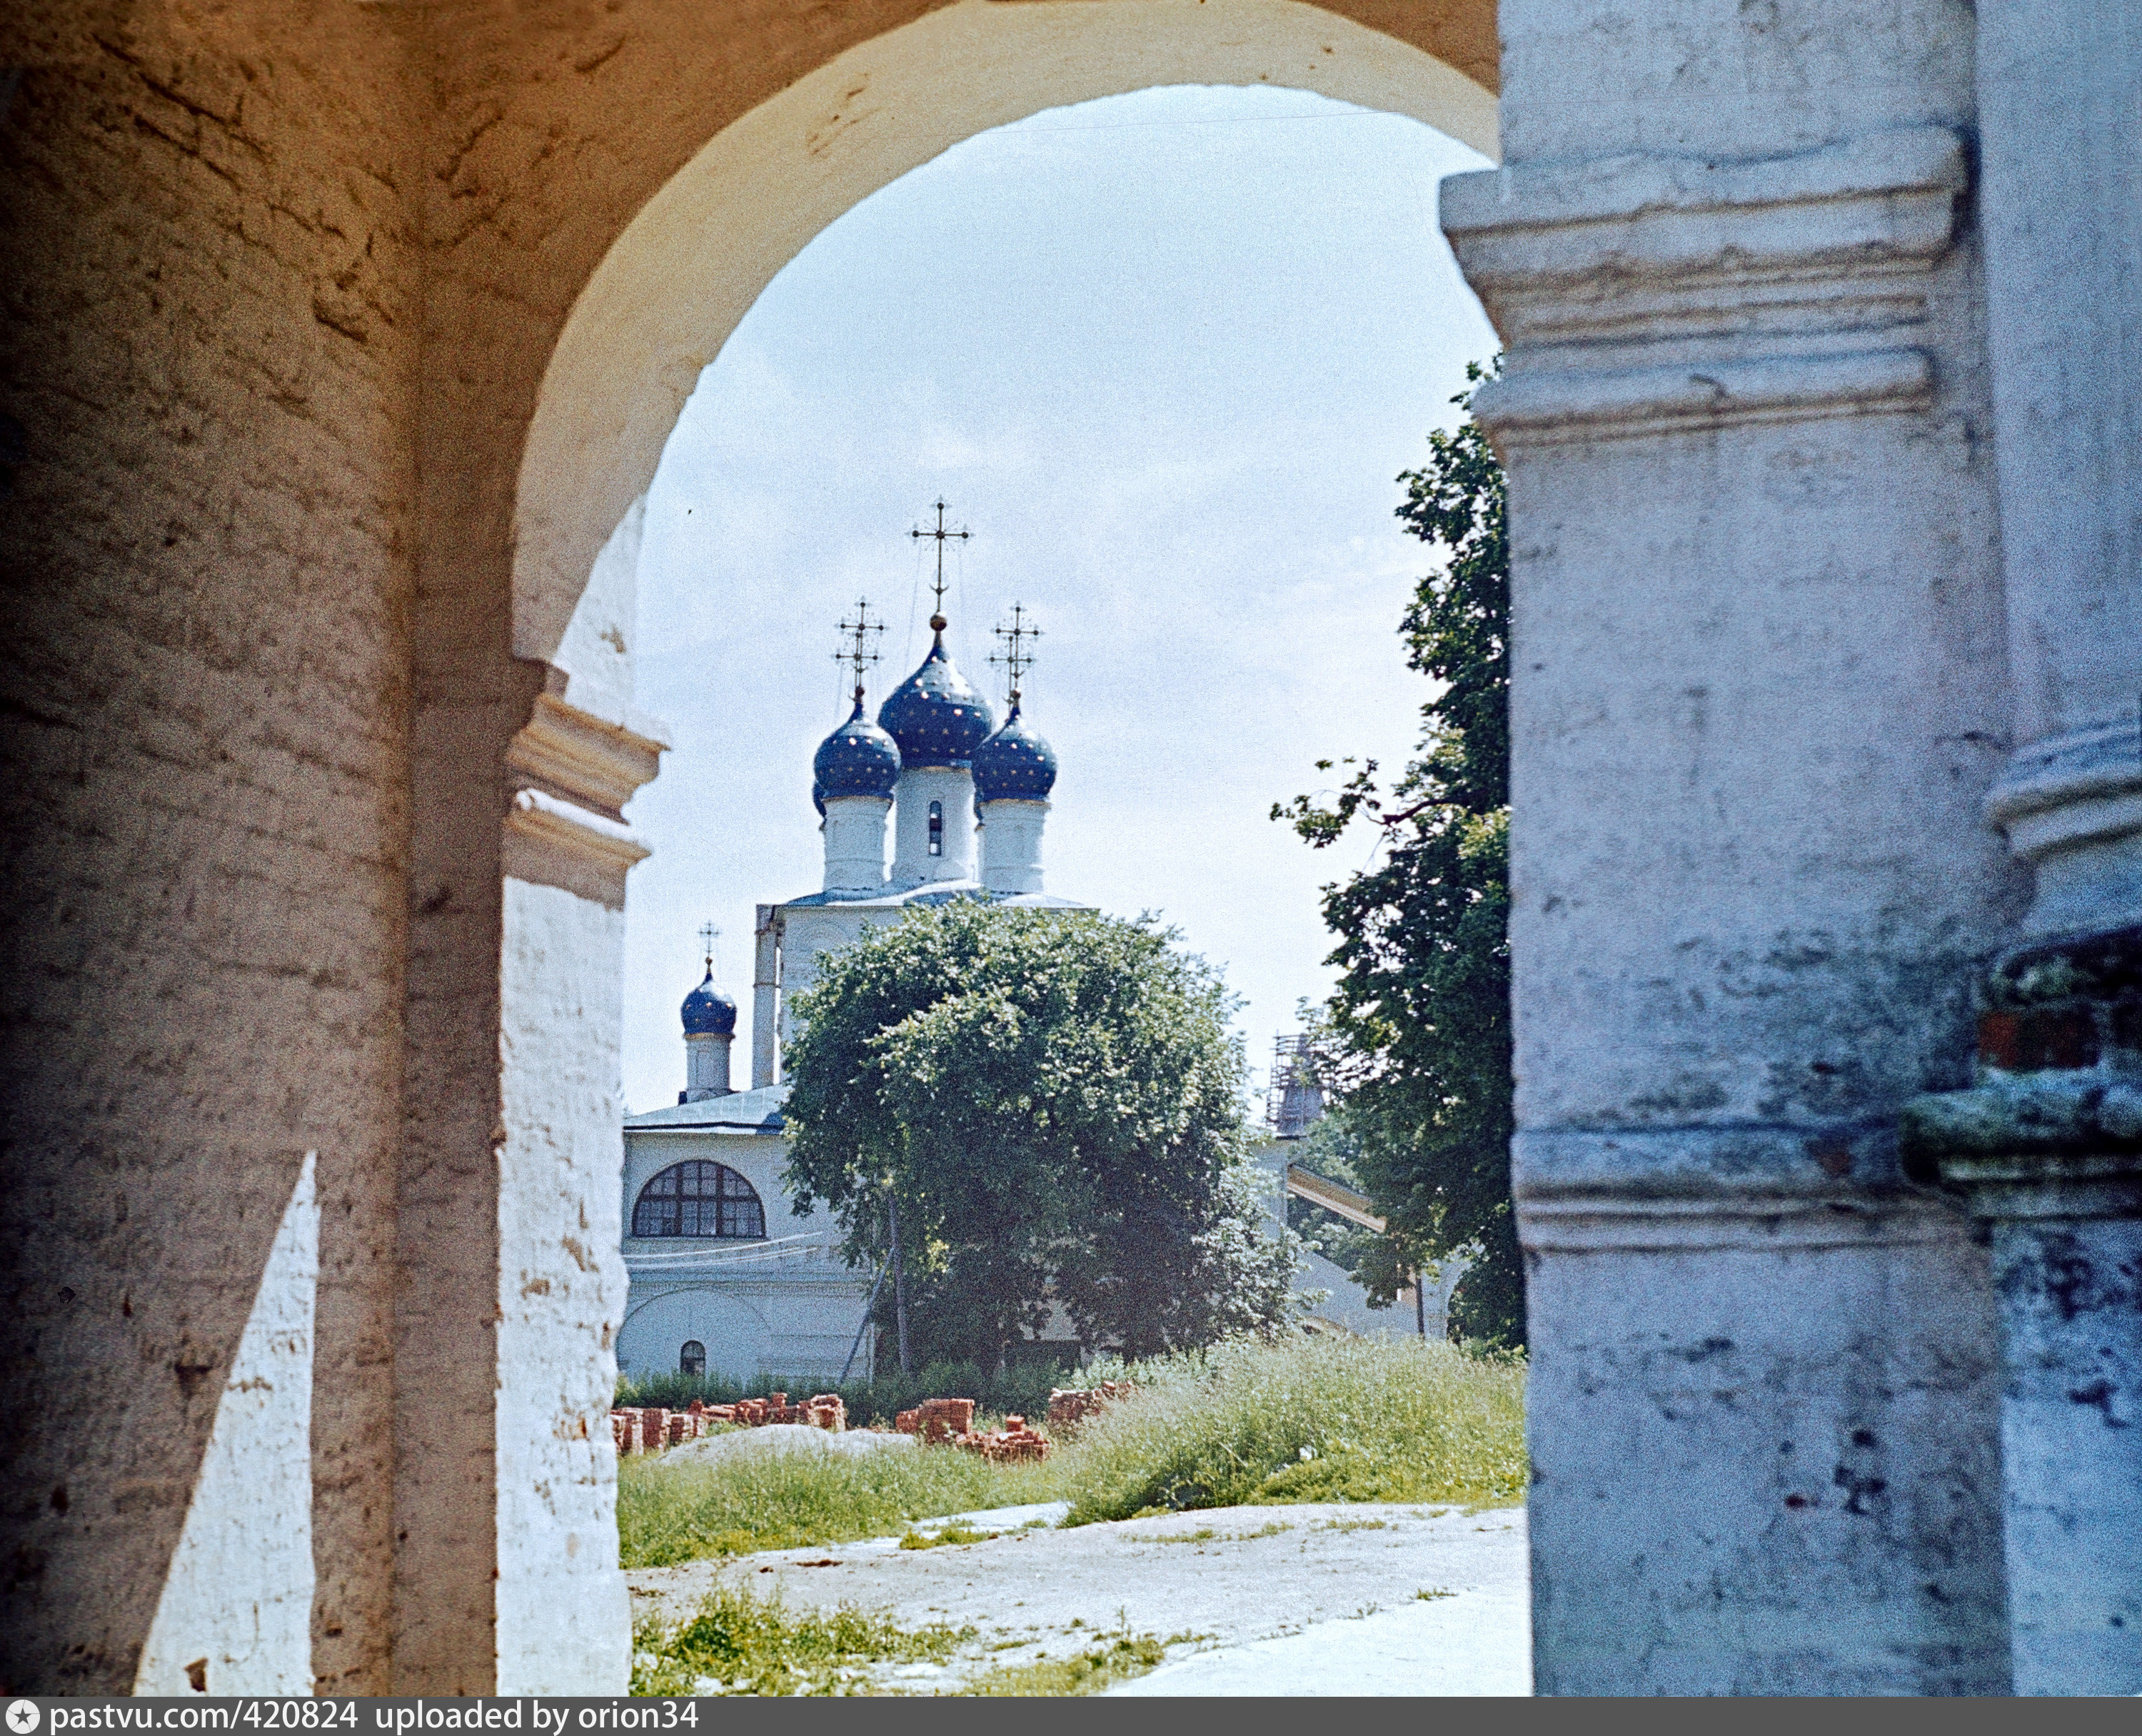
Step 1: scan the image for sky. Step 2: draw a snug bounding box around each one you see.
[619,83,1497,1116]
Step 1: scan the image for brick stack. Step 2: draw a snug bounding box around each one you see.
[895,1397,977,1444]
[955,1414,1050,1463]
[1046,1381,1126,1433]
[610,1390,848,1455]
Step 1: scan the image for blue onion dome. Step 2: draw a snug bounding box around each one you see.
[972,703,1057,802]
[680,967,737,1036]
[814,695,902,803]
[877,620,996,768]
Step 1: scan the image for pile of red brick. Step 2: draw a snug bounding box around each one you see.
[894,1397,975,1444]
[960,1414,1050,1463]
[610,1405,708,1457]
[610,1391,847,1456]
[892,1397,1051,1461]
[1045,1381,1127,1433]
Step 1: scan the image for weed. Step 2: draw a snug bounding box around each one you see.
[630,1586,970,1696]
[1414,1588,1454,1601]
[963,1635,1167,1697]
[1060,1336,1526,1521]
[896,1525,997,1551]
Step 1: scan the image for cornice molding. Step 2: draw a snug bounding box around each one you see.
[505,688,668,824]
[1442,126,1969,445]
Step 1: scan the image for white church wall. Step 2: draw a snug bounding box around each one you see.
[620,1117,871,1384]
[891,767,977,884]
[618,1287,773,1381]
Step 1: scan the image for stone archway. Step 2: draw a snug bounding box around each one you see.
[15,0,2130,1700]
[454,0,1499,1696]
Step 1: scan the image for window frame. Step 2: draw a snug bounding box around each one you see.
[630,1159,768,1241]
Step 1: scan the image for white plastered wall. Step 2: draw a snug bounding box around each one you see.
[135,1153,318,1697]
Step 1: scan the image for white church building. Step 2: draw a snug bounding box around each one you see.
[617,600,1087,1381]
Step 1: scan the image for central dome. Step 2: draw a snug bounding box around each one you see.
[877,630,995,769]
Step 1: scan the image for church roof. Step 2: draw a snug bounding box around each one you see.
[813,697,902,803]
[625,1082,789,1131]
[877,627,995,769]
[972,704,1057,803]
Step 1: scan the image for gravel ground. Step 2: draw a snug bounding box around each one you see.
[625,1501,1529,1695]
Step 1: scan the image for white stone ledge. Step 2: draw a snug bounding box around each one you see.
[505,688,668,822]
[1442,127,1967,241]
[1515,1121,1967,1251]
[1519,1193,1965,1253]
[1472,347,1934,443]
[506,787,650,868]
[1986,717,2142,858]
[1514,1124,1937,1203]
[1445,129,1964,301]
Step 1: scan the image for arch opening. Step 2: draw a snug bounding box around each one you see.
[512,0,1498,687]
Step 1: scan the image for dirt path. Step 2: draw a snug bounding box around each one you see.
[626,1501,1529,1695]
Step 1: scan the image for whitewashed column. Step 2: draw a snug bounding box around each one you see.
[1895,1,2142,1697]
[1447,0,2014,1693]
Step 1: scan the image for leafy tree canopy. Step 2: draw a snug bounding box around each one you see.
[1272,360,1522,1347]
[781,902,1301,1366]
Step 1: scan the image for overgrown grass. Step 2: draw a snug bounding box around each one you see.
[618,1335,1525,1567]
[630,1587,971,1696]
[1057,1335,1525,1521]
[617,1440,1065,1568]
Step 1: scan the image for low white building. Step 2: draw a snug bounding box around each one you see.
[618,605,1091,1381]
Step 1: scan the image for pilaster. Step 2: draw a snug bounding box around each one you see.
[490,668,663,1692]
[1449,11,2013,1691]
[1901,928,2142,1693]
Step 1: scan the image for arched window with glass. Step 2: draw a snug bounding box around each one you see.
[679,1341,707,1376]
[631,1160,767,1240]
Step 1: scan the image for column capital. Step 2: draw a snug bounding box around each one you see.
[1442,126,1968,448]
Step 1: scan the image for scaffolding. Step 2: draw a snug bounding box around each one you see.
[1266,1033,1325,1139]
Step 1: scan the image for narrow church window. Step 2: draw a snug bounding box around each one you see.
[679,1341,706,1376]
[631,1161,767,1239]
[927,799,944,855]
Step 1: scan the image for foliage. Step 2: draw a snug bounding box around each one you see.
[618,1356,1070,1429]
[615,1433,1063,1568]
[781,902,1301,1365]
[964,1632,1170,1697]
[1272,360,1523,1346]
[1058,1334,1526,1521]
[630,1586,970,1696]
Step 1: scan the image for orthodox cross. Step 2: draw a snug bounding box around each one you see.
[697,922,720,974]
[909,498,970,624]
[990,604,1042,707]
[833,597,884,704]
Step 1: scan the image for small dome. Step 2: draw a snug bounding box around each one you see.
[878,628,995,769]
[814,698,901,804]
[973,705,1057,803]
[680,967,737,1036]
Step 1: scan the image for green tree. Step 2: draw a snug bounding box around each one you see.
[1272,361,1522,1347]
[780,901,1301,1367]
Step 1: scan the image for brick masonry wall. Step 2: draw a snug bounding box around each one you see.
[0,2,416,1695]
[0,0,1498,1695]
